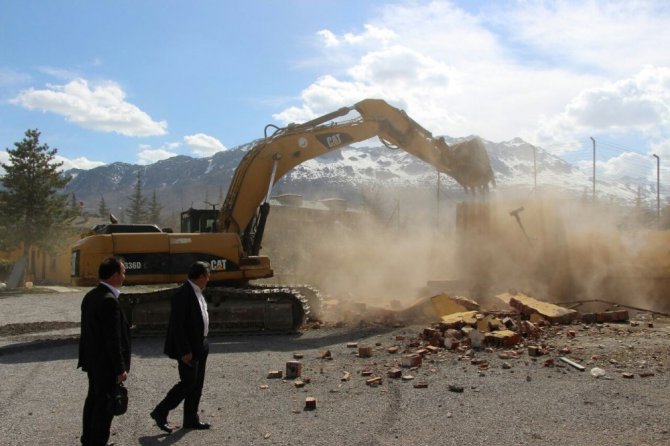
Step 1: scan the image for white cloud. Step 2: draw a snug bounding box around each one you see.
[136,142,181,165]
[279,0,670,161]
[184,133,226,157]
[576,151,654,181]
[317,30,340,48]
[0,150,104,173]
[534,66,670,153]
[342,24,397,46]
[10,78,167,137]
[56,155,106,171]
[277,1,596,142]
[651,139,670,159]
[317,24,397,48]
[137,149,178,165]
[496,1,670,77]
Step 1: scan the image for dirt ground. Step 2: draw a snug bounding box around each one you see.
[1,289,669,446]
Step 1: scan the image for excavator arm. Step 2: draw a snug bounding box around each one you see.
[220,98,495,252]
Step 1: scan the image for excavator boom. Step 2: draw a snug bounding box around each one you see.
[221,98,494,237]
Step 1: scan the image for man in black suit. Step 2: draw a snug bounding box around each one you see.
[78,256,131,446]
[151,261,211,433]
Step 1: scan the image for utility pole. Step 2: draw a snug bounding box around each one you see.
[653,154,660,228]
[533,146,537,192]
[436,171,440,230]
[590,137,596,201]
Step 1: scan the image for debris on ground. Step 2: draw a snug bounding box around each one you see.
[272,289,667,394]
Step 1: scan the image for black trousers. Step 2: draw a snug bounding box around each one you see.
[155,340,209,424]
[81,371,115,446]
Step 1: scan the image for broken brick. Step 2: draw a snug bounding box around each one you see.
[286,361,303,379]
[401,354,422,368]
[484,329,521,347]
[358,346,373,357]
[423,327,439,339]
[387,368,402,379]
[304,397,317,410]
[415,348,429,356]
[445,338,460,350]
[366,376,383,386]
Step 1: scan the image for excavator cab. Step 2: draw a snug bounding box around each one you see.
[181,208,220,233]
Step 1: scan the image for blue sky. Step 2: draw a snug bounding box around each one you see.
[2,0,670,186]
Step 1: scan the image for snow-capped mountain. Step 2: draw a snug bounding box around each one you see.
[63,136,662,216]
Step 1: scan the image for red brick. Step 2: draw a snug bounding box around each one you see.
[305,397,317,410]
[401,354,422,368]
[387,368,402,379]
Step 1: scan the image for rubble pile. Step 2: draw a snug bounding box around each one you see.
[281,291,667,402]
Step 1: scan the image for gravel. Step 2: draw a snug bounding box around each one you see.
[1,289,669,446]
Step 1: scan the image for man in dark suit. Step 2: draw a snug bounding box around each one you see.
[150,261,211,433]
[78,256,131,446]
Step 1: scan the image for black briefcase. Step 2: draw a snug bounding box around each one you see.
[107,382,128,416]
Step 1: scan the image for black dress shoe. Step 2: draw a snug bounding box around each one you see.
[183,421,211,430]
[150,409,173,433]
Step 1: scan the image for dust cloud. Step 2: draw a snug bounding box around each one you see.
[261,189,669,324]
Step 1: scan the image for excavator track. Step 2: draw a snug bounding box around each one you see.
[119,284,320,336]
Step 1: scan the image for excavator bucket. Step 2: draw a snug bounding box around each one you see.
[441,138,496,192]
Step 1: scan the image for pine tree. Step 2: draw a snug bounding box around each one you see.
[148,190,163,226]
[98,195,109,218]
[0,129,71,255]
[70,192,80,216]
[126,170,148,223]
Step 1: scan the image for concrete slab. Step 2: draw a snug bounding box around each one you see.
[499,292,578,324]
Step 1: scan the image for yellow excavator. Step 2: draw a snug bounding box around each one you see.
[70,98,495,334]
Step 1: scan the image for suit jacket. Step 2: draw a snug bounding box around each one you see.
[164,281,207,361]
[78,283,131,377]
